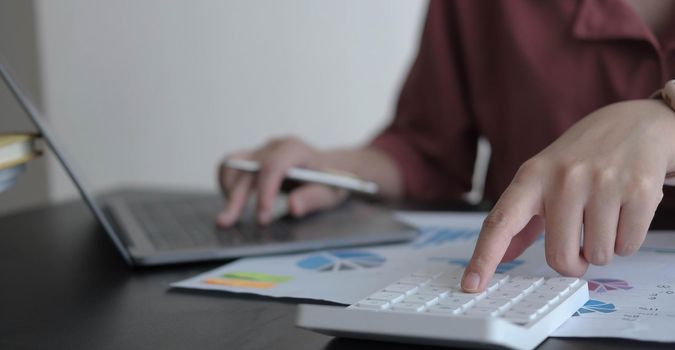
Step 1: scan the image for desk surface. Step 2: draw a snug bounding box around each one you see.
[1,199,674,350]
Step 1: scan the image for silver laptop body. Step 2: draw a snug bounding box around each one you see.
[0,61,417,266]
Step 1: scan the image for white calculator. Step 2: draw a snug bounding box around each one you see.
[296,266,588,350]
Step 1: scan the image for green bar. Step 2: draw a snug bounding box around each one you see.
[221,271,293,283]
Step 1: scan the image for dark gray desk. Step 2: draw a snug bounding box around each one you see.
[1,199,674,350]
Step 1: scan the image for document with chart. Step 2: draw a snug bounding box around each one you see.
[172,211,675,342]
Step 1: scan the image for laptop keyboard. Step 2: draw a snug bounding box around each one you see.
[127,197,291,250]
[128,197,222,249]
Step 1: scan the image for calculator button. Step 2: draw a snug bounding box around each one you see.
[475,298,512,312]
[391,302,426,313]
[416,286,450,297]
[465,307,499,317]
[353,299,390,310]
[430,281,460,290]
[545,295,561,305]
[545,277,580,287]
[427,304,463,315]
[537,284,570,296]
[490,273,510,284]
[404,294,439,307]
[487,289,525,302]
[511,300,550,315]
[451,290,486,300]
[428,282,454,288]
[484,279,502,292]
[383,283,419,295]
[367,292,405,303]
[411,268,445,278]
[438,296,475,309]
[399,276,431,286]
[501,281,536,293]
[433,272,461,285]
[525,291,560,305]
[511,276,544,286]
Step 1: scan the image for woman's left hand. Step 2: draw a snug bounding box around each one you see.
[461,99,675,292]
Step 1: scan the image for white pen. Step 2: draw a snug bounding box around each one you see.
[221,158,379,195]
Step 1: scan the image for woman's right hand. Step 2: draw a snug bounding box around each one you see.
[216,136,349,227]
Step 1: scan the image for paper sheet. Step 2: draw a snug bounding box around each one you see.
[172,211,675,342]
[549,233,675,341]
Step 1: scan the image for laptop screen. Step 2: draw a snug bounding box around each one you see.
[0,61,133,264]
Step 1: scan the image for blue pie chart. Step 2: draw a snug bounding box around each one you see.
[297,250,386,272]
[573,299,616,316]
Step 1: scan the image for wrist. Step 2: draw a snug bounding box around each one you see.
[321,148,403,199]
[624,99,675,181]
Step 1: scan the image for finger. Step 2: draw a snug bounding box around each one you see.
[255,142,315,225]
[501,215,545,262]
[615,186,662,256]
[544,190,589,277]
[217,173,254,227]
[218,151,252,195]
[582,192,620,266]
[219,165,241,196]
[256,163,287,225]
[462,182,542,292]
[223,168,241,194]
[289,184,347,217]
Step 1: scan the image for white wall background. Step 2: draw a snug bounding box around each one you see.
[0,0,49,215]
[32,0,428,203]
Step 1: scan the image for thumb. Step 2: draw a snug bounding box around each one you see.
[289,184,346,217]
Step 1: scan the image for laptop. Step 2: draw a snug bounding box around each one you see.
[0,62,417,266]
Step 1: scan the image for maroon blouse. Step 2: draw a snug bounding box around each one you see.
[371,0,675,206]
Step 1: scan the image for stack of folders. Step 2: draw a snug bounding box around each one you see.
[0,133,41,192]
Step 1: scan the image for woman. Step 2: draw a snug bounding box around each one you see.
[217,0,675,293]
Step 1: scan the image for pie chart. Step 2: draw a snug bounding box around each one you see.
[573,299,616,316]
[588,279,633,293]
[297,250,386,272]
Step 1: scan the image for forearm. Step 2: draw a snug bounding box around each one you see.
[319,147,404,200]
